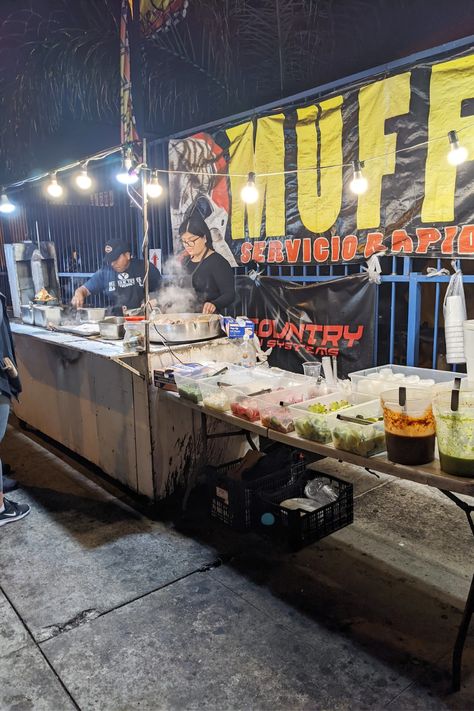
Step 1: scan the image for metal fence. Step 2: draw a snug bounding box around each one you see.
[0,143,472,370]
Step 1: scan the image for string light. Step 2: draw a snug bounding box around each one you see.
[241,172,259,204]
[116,148,139,185]
[349,160,368,195]
[46,173,63,198]
[2,121,472,209]
[145,172,163,199]
[0,193,15,214]
[447,130,468,166]
[75,165,92,190]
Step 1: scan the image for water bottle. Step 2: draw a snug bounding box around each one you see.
[239,334,256,368]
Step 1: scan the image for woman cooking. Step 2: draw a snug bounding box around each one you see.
[179,212,235,314]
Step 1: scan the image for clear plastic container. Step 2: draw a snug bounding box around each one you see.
[174,372,205,403]
[229,393,262,422]
[260,404,295,433]
[433,389,474,476]
[349,364,466,396]
[381,387,435,465]
[289,391,369,444]
[329,400,385,457]
[199,379,234,412]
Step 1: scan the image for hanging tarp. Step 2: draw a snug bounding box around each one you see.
[168,49,474,265]
[234,272,376,377]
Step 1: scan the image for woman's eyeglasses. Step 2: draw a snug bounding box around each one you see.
[181,236,203,248]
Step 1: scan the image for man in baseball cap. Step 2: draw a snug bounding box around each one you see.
[71,239,162,313]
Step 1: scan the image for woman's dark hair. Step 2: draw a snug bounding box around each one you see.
[179,211,213,249]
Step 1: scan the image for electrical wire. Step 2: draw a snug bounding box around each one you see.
[3,121,473,192]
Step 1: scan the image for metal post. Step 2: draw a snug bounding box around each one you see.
[141,138,150,358]
[406,271,421,366]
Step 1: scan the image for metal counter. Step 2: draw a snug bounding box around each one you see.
[11,324,247,501]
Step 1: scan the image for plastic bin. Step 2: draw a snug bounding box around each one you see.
[255,470,353,550]
[260,404,296,433]
[349,364,466,396]
[289,391,372,444]
[207,456,306,531]
[329,400,385,457]
[174,363,232,404]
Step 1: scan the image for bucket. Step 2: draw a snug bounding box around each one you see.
[464,320,474,381]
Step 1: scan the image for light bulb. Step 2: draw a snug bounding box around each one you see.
[241,172,259,204]
[447,130,468,166]
[76,167,92,190]
[349,161,368,195]
[116,150,139,185]
[47,174,63,198]
[0,193,15,214]
[145,174,163,199]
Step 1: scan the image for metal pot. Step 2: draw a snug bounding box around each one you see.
[78,307,107,322]
[33,305,64,328]
[99,317,125,340]
[149,313,222,343]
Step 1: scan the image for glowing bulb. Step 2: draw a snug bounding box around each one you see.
[241,172,259,204]
[0,193,15,214]
[47,174,63,198]
[447,130,468,166]
[145,174,163,199]
[349,160,368,195]
[116,150,139,185]
[76,167,92,190]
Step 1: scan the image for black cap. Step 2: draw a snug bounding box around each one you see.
[103,240,131,264]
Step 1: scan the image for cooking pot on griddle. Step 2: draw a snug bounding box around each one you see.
[149,313,222,343]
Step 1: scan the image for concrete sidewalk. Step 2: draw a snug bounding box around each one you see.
[1,424,473,710]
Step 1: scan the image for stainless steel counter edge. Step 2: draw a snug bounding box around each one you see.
[158,390,474,497]
[11,323,232,363]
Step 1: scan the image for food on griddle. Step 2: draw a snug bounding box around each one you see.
[34,287,55,302]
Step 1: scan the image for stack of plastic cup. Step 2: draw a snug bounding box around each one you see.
[445,295,466,364]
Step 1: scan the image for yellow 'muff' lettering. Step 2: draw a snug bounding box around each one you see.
[422,55,474,222]
[357,73,411,229]
[226,115,285,239]
[296,97,343,233]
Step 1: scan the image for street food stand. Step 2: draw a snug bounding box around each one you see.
[10,322,248,500]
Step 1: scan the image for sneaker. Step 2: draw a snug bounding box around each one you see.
[0,499,31,527]
[3,475,19,493]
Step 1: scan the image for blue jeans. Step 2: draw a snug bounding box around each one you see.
[0,394,11,494]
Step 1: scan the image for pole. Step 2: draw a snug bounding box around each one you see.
[142,137,151,360]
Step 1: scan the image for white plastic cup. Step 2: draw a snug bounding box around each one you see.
[302,361,322,379]
[445,295,466,325]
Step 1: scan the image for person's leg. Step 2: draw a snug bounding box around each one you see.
[0,394,11,510]
[0,395,30,525]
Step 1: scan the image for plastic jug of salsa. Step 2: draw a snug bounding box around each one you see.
[433,389,474,477]
[380,388,435,465]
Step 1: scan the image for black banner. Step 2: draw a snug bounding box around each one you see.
[235,272,376,377]
[169,49,474,265]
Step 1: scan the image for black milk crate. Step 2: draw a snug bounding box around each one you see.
[255,471,353,550]
[207,457,306,532]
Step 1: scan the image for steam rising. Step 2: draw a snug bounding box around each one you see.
[155,254,199,314]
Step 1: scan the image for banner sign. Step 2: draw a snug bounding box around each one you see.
[168,49,474,265]
[234,273,376,377]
